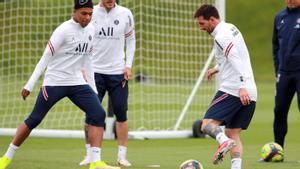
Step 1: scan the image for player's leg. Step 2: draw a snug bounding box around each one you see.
[274,73,295,148]
[296,74,300,164]
[108,74,131,167]
[201,91,240,165]
[78,123,91,166]
[201,119,224,140]
[225,129,242,169]
[202,119,236,165]
[68,85,119,169]
[295,72,300,112]
[0,86,65,169]
[225,101,255,169]
[94,73,107,104]
[80,73,107,166]
[87,124,119,169]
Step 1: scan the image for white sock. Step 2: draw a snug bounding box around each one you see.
[231,158,242,169]
[85,144,91,162]
[4,143,19,159]
[90,147,101,163]
[118,145,127,160]
[216,132,230,145]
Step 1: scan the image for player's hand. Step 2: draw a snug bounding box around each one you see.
[124,67,132,80]
[239,88,250,105]
[21,88,30,100]
[207,68,218,80]
[81,69,88,82]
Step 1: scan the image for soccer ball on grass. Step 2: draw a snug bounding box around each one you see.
[179,159,204,169]
[260,142,284,162]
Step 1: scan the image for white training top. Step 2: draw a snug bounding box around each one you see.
[91,4,136,74]
[211,21,257,101]
[24,19,97,92]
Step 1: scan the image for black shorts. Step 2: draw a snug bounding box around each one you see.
[94,73,128,122]
[25,85,106,129]
[204,90,256,130]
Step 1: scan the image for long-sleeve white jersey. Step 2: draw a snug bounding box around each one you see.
[24,19,97,92]
[91,4,136,74]
[211,21,257,101]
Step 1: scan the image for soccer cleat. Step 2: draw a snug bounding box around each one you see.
[0,156,11,169]
[212,139,236,165]
[89,161,120,169]
[79,156,90,166]
[117,158,132,167]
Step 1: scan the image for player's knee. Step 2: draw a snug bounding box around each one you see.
[274,107,288,118]
[274,103,290,113]
[225,129,240,139]
[24,116,43,129]
[201,119,212,131]
[86,112,106,127]
[115,111,127,122]
[114,109,127,122]
[113,105,128,122]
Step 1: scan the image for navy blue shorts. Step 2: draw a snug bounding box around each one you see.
[94,73,128,122]
[204,90,256,130]
[25,85,106,129]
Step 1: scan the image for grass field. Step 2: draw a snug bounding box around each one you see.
[0,134,299,169]
[0,81,299,169]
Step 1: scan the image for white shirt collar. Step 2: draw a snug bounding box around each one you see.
[211,21,225,38]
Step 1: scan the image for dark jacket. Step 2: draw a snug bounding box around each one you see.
[273,7,300,74]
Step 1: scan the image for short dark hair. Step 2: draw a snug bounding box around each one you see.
[194,4,220,20]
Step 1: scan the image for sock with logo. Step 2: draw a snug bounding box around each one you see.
[231,158,242,169]
[90,147,101,163]
[118,145,127,160]
[216,132,230,145]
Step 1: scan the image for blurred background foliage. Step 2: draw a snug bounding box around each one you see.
[227,0,285,81]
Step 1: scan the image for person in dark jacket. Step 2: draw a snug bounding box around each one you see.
[272,0,300,148]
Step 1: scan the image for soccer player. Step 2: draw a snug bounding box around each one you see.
[0,1,119,169]
[272,0,300,149]
[194,4,257,169]
[79,0,135,167]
